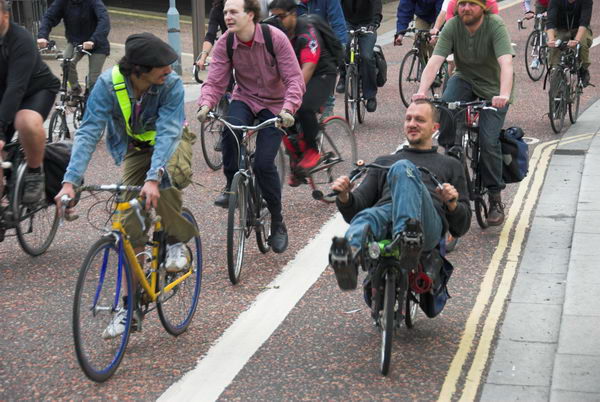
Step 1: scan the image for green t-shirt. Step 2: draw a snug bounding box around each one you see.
[433,14,515,102]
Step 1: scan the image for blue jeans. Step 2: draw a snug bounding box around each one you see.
[221,100,284,222]
[344,160,443,252]
[346,23,378,100]
[439,76,508,192]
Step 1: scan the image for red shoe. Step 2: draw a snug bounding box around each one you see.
[297,148,321,170]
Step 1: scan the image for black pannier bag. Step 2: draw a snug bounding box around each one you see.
[43,141,74,203]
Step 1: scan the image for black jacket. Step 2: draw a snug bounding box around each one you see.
[0,22,60,131]
[546,0,593,30]
[38,0,110,55]
[336,147,472,238]
[341,0,383,27]
[204,4,227,45]
[292,17,338,77]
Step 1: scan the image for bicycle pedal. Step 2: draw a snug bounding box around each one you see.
[329,237,351,267]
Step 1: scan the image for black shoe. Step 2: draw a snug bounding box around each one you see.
[336,78,346,94]
[580,67,591,88]
[366,98,377,112]
[329,236,358,290]
[269,221,288,253]
[214,191,230,208]
[398,218,423,272]
[21,171,45,204]
[487,192,505,226]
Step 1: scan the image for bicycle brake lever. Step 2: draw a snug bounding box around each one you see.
[130,199,146,232]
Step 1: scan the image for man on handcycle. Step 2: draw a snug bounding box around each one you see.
[413,0,514,226]
[0,0,60,204]
[196,0,305,254]
[266,0,339,179]
[329,99,471,291]
[55,33,199,338]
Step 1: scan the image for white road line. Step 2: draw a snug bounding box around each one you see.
[159,213,348,402]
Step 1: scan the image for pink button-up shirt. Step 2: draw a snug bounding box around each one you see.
[198,24,306,115]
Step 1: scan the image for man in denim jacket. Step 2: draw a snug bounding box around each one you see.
[56,33,198,338]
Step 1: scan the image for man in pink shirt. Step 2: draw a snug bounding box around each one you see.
[197,0,305,253]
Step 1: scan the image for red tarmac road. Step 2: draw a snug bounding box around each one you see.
[1,3,599,399]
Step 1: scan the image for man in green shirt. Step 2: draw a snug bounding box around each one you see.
[413,0,514,226]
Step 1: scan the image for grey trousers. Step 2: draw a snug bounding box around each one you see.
[63,43,108,91]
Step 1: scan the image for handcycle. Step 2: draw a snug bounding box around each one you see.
[344,26,374,132]
[517,13,548,82]
[397,28,449,108]
[0,140,60,256]
[65,184,203,382]
[433,99,498,229]
[47,43,93,142]
[547,39,583,134]
[207,112,285,284]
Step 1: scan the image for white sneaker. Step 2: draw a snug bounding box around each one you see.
[530,58,540,70]
[165,242,191,273]
[102,308,127,340]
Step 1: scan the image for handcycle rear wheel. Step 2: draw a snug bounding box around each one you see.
[309,117,357,203]
[344,66,359,131]
[48,109,70,142]
[73,237,133,383]
[157,208,203,336]
[525,30,547,82]
[380,271,396,376]
[12,162,60,256]
[548,69,567,133]
[227,173,248,284]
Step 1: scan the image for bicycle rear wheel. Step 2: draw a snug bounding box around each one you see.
[227,173,248,284]
[548,69,567,133]
[48,109,70,143]
[568,72,581,124]
[310,117,357,203]
[399,49,421,108]
[344,66,359,131]
[405,292,419,329]
[12,163,60,256]
[157,208,203,336]
[73,237,133,382]
[525,30,546,81]
[380,271,395,376]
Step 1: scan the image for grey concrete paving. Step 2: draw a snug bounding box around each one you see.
[481,100,600,401]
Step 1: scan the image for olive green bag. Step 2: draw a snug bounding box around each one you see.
[167,125,197,190]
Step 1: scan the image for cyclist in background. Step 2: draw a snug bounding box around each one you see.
[197,0,305,254]
[523,0,549,18]
[37,0,110,95]
[328,99,471,291]
[195,0,228,70]
[546,0,593,87]
[267,0,338,177]
[0,0,60,204]
[336,0,382,113]
[394,0,444,58]
[413,0,514,227]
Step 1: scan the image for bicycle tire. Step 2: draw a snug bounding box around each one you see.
[525,30,546,81]
[548,69,567,134]
[344,66,359,131]
[157,208,203,336]
[474,197,489,229]
[310,117,357,203]
[380,271,395,376]
[48,109,70,143]
[254,178,272,254]
[227,173,248,284]
[356,73,365,125]
[568,72,581,124]
[399,49,421,108]
[12,163,59,256]
[73,236,133,382]
[405,292,419,329]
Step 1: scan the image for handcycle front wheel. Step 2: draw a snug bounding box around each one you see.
[157,207,203,336]
[12,162,60,256]
[227,173,248,284]
[525,30,547,81]
[48,109,70,143]
[73,236,133,383]
[380,271,396,376]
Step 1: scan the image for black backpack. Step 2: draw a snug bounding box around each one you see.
[499,126,529,183]
[297,14,345,68]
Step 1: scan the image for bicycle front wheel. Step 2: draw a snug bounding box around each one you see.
[399,49,421,108]
[157,208,203,336]
[525,30,547,81]
[568,72,581,124]
[344,66,359,131]
[73,237,133,382]
[227,173,248,284]
[548,69,567,133]
[380,271,395,376]
[310,117,357,203]
[12,163,60,256]
[48,109,70,143]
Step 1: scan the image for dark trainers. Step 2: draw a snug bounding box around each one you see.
[329,237,358,290]
[269,221,288,253]
[366,98,377,112]
[398,218,423,272]
[21,171,45,204]
[580,67,591,88]
[336,78,346,94]
[214,191,230,208]
[487,192,505,226]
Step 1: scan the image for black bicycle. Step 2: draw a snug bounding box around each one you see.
[344,27,374,132]
[547,39,583,134]
[398,28,449,108]
[48,44,92,143]
[0,141,60,255]
[518,14,548,82]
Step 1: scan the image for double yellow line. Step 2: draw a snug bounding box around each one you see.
[438,132,595,402]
